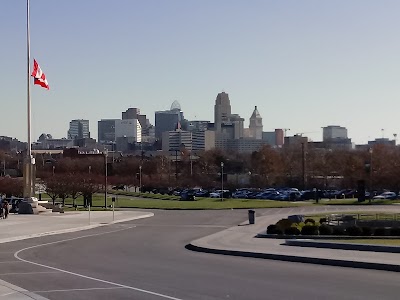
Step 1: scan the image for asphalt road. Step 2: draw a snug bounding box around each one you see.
[1,208,400,299]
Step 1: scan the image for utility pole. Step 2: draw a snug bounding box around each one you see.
[301,142,306,190]
[190,151,193,176]
[175,150,178,181]
[221,162,224,201]
[104,150,108,208]
[139,165,142,194]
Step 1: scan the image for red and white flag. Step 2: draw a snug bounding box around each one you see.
[31,59,49,90]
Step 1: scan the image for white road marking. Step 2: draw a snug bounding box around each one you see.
[33,287,126,293]
[14,226,184,300]
[0,292,16,296]
[0,261,23,264]
[0,271,59,276]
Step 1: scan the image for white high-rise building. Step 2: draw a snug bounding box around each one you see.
[67,119,90,140]
[115,119,142,143]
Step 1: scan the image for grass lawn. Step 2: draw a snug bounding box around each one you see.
[47,194,313,210]
[317,198,400,205]
[40,191,400,210]
[305,211,400,221]
[327,239,400,246]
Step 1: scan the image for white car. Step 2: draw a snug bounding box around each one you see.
[373,192,397,200]
[209,191,221,198]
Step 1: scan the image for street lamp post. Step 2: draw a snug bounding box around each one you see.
[369,148,373,203]
[301,142,306,190]
[139,165,142,195]
[104,150,108,208]
[221,162,224,201]
[190,151,193,177]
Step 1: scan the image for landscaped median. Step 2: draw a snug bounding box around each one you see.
[258,212,400,252]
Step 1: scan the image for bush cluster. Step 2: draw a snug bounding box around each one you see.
[301,225,319,235]
[268,218,400,237]
[267,224,283,235]
[275,219,293,231]
[304,218,316,225]
[319,224,333,235]
[284,227,301,235]
[346,226,362,236]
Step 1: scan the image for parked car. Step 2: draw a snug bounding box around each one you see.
[194,190,209,197]
[373,192,397,200]
[180,190,196,201]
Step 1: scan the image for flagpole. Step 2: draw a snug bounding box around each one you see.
[27,0,31,159]
[24,0,33,199]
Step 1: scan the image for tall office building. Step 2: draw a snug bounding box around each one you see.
[214,92,231,132]
[122,108,140,120]
[155,101,185,140]
[162,129,215,152]
[323,125,348,141]
[98,119,118,143]
[68,119,90,140]
[262,129,284,147]
[115,119,142,143]
[249,106,263,140]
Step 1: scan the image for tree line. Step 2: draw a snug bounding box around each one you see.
[0,143,399,200]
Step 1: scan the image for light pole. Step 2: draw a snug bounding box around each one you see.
[104,150,108,208]
[369,147,373,203]
[139,165,142,195]
[190,151,193,177]
[221,162,224,201]
[301,142,306,190]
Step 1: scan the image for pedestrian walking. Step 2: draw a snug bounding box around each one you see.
[3,201,9,219]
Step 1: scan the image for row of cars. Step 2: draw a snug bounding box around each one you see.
[177,188,304,201]
[137,184,400,201]
[161,188,400,201]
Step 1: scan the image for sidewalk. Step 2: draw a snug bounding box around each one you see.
[0,210,153,244]
[188,207,400,272]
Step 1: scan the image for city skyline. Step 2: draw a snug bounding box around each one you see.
[2,1,400,144]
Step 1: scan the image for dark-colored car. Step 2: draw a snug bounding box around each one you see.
[180,190,196,201]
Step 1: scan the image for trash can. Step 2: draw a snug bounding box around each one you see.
[248,209,255,224]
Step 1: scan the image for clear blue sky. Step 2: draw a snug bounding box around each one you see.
[2,0,400,144]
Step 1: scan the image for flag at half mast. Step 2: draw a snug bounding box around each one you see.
[31,59,49,90]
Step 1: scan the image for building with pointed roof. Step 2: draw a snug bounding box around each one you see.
[249,106,263,140]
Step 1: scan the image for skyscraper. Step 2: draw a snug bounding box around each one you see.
[98,119,118,143]
[323,125,348,141]
[68,119,90,140]
[122,108,140,120]
[155,101,185,140]
[214,92,231,132]
[249,106,263,140]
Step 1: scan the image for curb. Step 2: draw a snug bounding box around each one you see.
[185,242,400,272]
[0,278,49,300]
[0,212,154,245]
[285,239,400,253]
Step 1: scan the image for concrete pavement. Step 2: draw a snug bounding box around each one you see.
[0,209,153,299]
[188,205,400,271]
[0,208,400,299]
[0,210,153,244]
